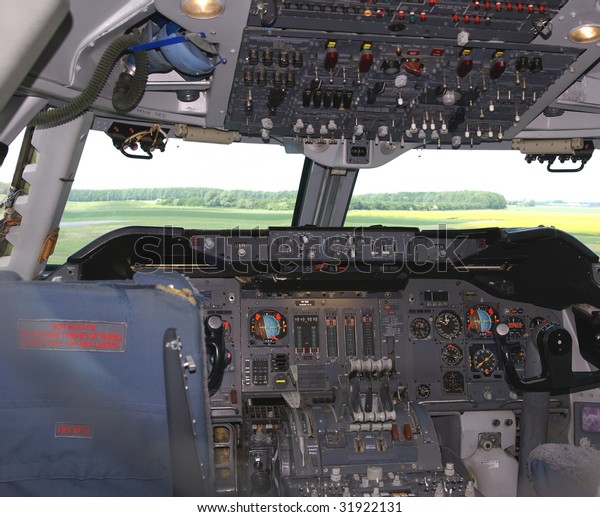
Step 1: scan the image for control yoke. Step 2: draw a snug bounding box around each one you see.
[494,308,600,394]
[205,315,228,395]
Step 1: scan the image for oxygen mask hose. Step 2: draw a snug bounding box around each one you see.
[31,34,148,128]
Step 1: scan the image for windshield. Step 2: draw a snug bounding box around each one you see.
[29,132,305,263]
[2,132,599,263]
[348,149,600,255]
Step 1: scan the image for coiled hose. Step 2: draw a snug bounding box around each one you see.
[31,34,148,128]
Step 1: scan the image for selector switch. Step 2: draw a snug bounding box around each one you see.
[292,51,303,67]
[333,90,344,109]
[262,49,273,66]
[381,59,400,75]
[402,59,422,77]
[248,48,259,66]
[313,89,323,108]
[367,466,383,483]
[529,57,543,73]
[323,89,333,109]
[279,51,289,68]
[302,89,312,107]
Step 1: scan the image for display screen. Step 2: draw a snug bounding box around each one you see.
[294,315,319,356]
[581,406,600,433]
[250,310,288,345]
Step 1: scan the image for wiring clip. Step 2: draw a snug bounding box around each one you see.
[106,122,168,160]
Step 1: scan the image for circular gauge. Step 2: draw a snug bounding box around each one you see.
[466,304,499,337]
[250,310,288,344]
[472,348,498,376]
[410,317,431,340]
[441,344,464,366]
[530,316,547,330]
[434,311,463,340]
[443,371,464,394]
[417,384,431,399]
[511,344,526,366]
[506,316,526,338]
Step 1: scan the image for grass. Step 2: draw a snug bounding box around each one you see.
[51,201,600,263]
[54,201,294,263]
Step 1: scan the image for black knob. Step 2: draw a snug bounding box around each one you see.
[207,315,223,331]
[292,51,303,67]
[279,51,289,67]
[263,49,273,66]
[382,59,400,75]
[251,470,271,494]
[515,56,529,72]
[248,49,259,66]
[537,323,572,356]
[529,57,543,73]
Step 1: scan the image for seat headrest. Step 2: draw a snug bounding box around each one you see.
[528,443,600,496]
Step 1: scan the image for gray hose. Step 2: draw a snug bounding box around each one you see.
[111,53,149,113]
[31,34,148,128]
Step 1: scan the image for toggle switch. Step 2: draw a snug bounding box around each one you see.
[359,49,374,73]
[324,47,338,70]
[490,57,506,79]
[529,57,543,73]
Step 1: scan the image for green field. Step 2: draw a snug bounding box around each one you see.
[347,205,600,252]
[52,201,600,263]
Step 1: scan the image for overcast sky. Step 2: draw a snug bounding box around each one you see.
[1,130,597,202]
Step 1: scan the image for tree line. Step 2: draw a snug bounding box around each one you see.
[67,187,508,211]
[350,190,507,210]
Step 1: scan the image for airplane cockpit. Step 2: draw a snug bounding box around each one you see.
[1,0,600,498]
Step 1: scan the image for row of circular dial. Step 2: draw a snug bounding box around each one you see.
[250,306,540,342]
[410,305,545,340]
[439,342,525,370]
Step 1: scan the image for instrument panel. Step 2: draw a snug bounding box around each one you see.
[195,272,566,496]
[53,224,597,496]
[196,276,562,410]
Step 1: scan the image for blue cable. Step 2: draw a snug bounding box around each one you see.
[127,32,227,66]
[127,32,207,53]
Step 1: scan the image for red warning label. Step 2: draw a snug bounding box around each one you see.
[55,422,94,439]
[18,319,127,352]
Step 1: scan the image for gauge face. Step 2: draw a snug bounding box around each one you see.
[472,347,498,376]
[530,316,547,329]
[511,344,526,366]
[410,317,431,340]
[250,310,288,344]
[466,304,499,336]
[443,371,464,394]
[434,311,462,340]
[417,384,431,399]
[506,316,526,338]
[441,344,464,366]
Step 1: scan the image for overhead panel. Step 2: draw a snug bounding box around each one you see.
[224,1,581,148]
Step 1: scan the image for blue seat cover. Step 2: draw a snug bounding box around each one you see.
[0,273,212,496]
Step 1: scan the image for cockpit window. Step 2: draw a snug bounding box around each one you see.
[51,132,305,263]
[4,132,600,264]
[348,149,600,255]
